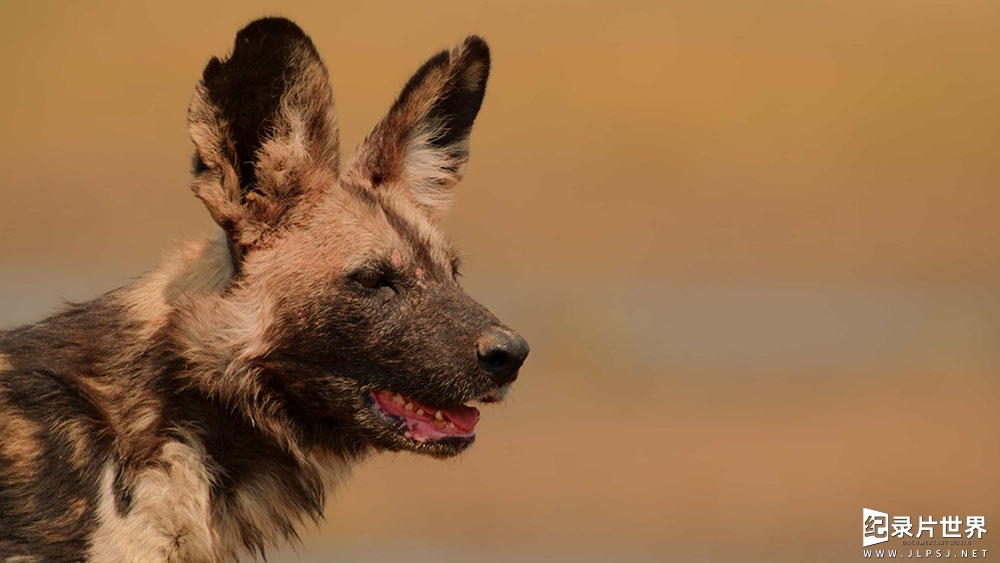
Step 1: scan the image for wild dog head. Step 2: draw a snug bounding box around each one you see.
[181,18,527,459]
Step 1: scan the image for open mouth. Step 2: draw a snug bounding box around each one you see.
[369,390,480,444]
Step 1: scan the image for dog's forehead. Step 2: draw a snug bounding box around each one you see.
[310,183,455,270]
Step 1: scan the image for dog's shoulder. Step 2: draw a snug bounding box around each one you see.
[0,347,109,560]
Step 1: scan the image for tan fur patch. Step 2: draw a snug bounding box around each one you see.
[0,409,41,492]
[123,234,234,341]
[88,439,218,563]
[397,130,466,218]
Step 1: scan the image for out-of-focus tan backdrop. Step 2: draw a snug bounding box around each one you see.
[2,2,998,561]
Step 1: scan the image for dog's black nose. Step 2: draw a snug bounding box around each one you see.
[477,328,529,386]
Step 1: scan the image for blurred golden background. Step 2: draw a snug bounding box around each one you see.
[1,2,998,561]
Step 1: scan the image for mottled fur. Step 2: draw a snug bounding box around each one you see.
[0,18,527,562]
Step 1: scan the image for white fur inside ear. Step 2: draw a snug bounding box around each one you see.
[400,128,467,220]
[255,113,311,194]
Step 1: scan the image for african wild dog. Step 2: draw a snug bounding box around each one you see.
[0,17,528,562]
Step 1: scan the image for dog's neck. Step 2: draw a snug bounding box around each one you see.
[0,233,362,560]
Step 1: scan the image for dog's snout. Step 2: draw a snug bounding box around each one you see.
[476,328,529,386]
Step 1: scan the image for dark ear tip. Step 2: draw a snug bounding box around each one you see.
[220,18,318,73]
[459,35,491,66]
[201,16,321,91]
[235,17,309,45]
[202,56,223,82]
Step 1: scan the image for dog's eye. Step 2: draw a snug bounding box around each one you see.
[354,271,388,290]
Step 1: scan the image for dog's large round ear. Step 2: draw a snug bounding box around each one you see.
[187,17,341,256]
[342,36,490,222]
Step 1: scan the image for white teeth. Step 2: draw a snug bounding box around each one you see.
[434,420,446,430]
[434,410,444,421]
[404,402,414,411]
[416,409,424,416]
[447,422,455,430]
[392,394,404,405]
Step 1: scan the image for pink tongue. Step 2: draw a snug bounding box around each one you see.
[443,404,480,432]
[373,390,480,434]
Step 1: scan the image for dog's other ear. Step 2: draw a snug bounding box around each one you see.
[187,17,339,255]
[343,36,490,222]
